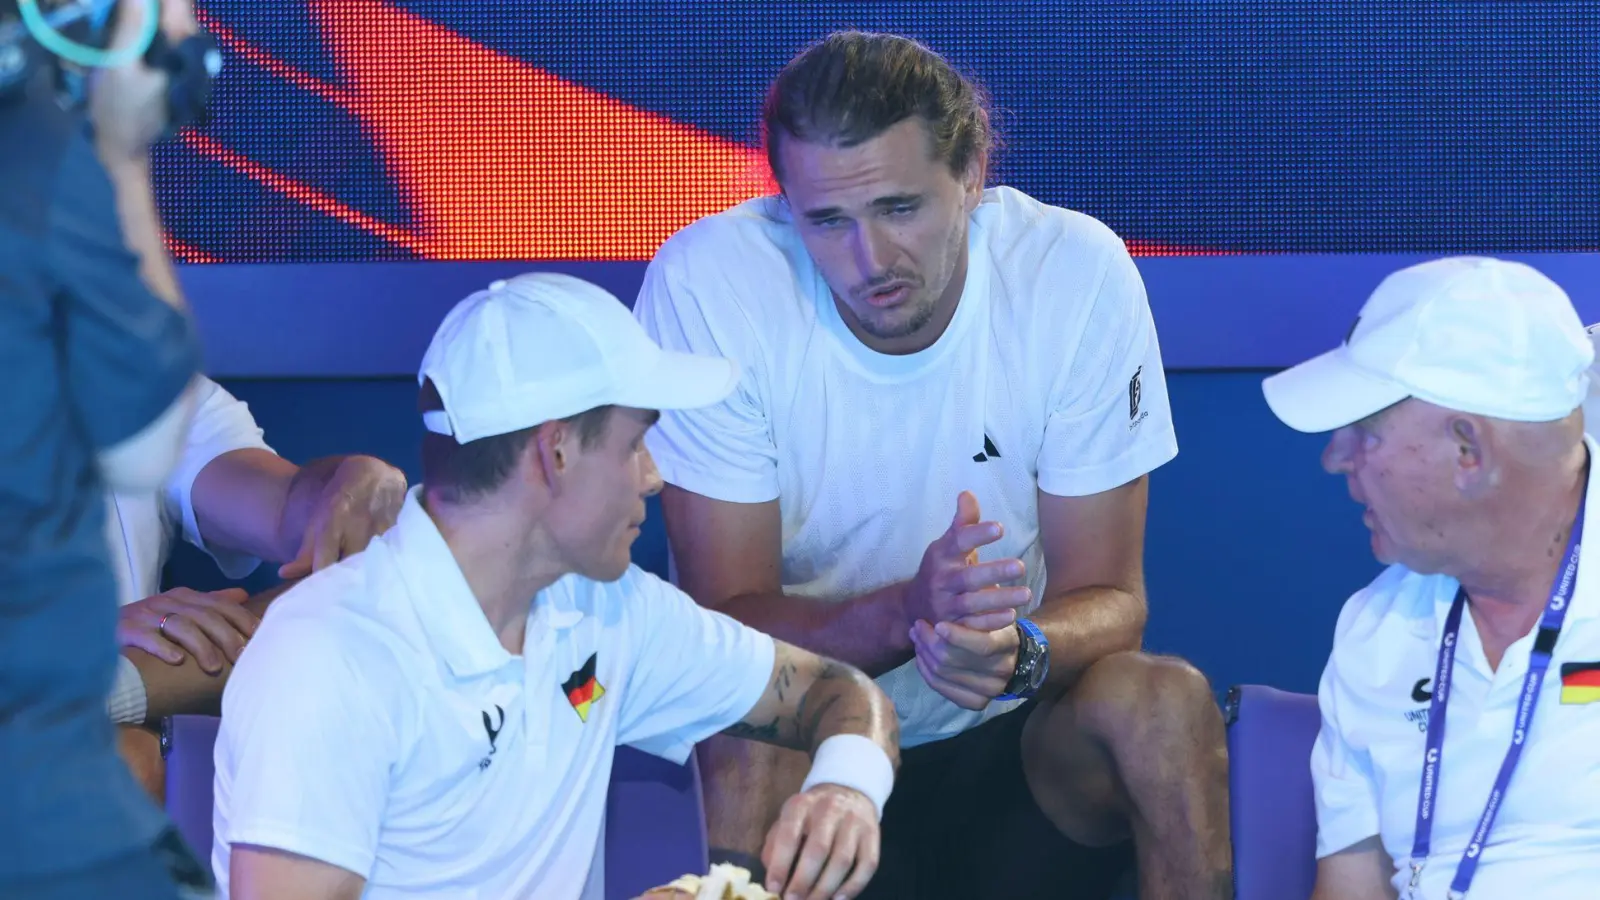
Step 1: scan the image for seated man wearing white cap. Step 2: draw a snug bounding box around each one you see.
[1262,257,1600,900]
[212,274,900,900]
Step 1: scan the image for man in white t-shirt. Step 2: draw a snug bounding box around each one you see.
[1262,257,1600,900]
[106,376,407,714]
[214,273,902,900]
[97,150,408,792]
[633,31,1230,900]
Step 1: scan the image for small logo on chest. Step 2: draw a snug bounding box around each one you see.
[478,704,505,770]
[972,433,1002,463]
[1412,678,1433,703]
[1402,678,1433,731]
[562,652,606,723]
[1560,661,1600,705]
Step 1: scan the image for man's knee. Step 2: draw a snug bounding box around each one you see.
[1070,651,1220,750]
[700,735,812,856]
[698,735,808,825]
[700,734,809,789]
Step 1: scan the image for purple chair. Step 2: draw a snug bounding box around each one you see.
[161,716,708,899]
[161,714,221,867]
[604,746,709,899]
[1224,684,1322,900]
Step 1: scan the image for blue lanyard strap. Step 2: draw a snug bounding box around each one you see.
[1408,493,1585,899]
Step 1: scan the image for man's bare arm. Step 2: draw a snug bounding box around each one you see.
[125,580,297,720]
[662,486,915,676]
[722,641,900,768]
[1032,476,1151,687]
[191,451,396,565]
[98,153,185,309]
[230,845,365,900]
[1311,837,1399,900]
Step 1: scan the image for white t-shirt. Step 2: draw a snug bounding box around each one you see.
[105,375,273,604]
[103,376,274,724]
[1312,437,1600,899]
[212,487,775,900]
[634,186,1178,746]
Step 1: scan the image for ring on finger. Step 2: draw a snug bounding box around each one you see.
[158,612,174,635]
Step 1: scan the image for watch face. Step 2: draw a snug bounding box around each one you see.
[1022,631,1048,690]
[1027,651,1050,690]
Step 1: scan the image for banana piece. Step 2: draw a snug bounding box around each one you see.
[647,862,778,900]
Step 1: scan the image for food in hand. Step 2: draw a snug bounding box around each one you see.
[636,863,778,899]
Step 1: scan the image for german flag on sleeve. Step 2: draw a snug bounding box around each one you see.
[1559,662,1600,705]
[562,653,606,722]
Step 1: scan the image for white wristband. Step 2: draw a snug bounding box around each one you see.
[106,654,149,725]
[800,734,895,820]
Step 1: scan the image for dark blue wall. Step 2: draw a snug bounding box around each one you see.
[165,371,1380,698]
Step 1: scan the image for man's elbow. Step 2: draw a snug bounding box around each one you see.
[1075,585,1146,654]
[834,664,901,767]
[1119,588,1149,650]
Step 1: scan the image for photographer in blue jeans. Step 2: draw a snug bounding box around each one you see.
[0,0,219,895]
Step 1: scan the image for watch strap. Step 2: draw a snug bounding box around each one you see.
[997,617,1049,701]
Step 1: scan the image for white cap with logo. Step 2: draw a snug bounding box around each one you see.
[1263,257,1594,433]
[419,273,740,443]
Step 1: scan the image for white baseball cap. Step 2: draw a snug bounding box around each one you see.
[418,273,739,443]
[1263,257,1594,433]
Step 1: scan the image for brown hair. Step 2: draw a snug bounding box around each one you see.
[418,378,612,504]
[762,31,995,184]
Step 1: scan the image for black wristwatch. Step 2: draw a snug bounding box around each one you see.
[997,617,1050,701]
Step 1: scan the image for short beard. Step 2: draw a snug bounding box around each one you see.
[856,294,940,340]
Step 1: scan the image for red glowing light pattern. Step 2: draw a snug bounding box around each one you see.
[177,0,777,262]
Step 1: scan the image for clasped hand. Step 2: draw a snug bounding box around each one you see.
[904,492,1027,710]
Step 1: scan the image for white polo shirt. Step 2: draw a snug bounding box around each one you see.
[1313,437,1600,899]
[105,375,274,604]
[634,186,1177,746]
[212,487,775,900]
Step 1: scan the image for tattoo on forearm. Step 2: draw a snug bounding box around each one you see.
[773,660,796,704]
[730,654,899,767]
[723,716,784,742]
[795,661,872,749]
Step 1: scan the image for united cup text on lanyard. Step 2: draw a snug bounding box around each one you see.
[1406,489,1586,900]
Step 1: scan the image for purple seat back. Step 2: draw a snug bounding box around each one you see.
[162,717,707,898]
[162,714,222,864]
[1224,684,1322,900]
[604,746,709,899]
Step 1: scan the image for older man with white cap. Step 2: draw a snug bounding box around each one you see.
[211,273,899,900]
[1263,256,1600,900]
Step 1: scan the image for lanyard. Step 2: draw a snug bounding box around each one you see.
[1407,494,1585,900]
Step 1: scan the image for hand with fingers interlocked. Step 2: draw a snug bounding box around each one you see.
[116,586,257,675]
[905,491,1029,710]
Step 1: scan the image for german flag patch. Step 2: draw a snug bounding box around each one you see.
[1559,661,1600,705]
[562,653,606,722]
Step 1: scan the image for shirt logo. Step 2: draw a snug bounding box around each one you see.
[1128,368,1149,431]
[1412,678,1433,703]
[562,653,606,723]
[1560,661,1600,705]
[1401,678,1433,731]
[478,704,505,771]
[971,433,1002,463]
